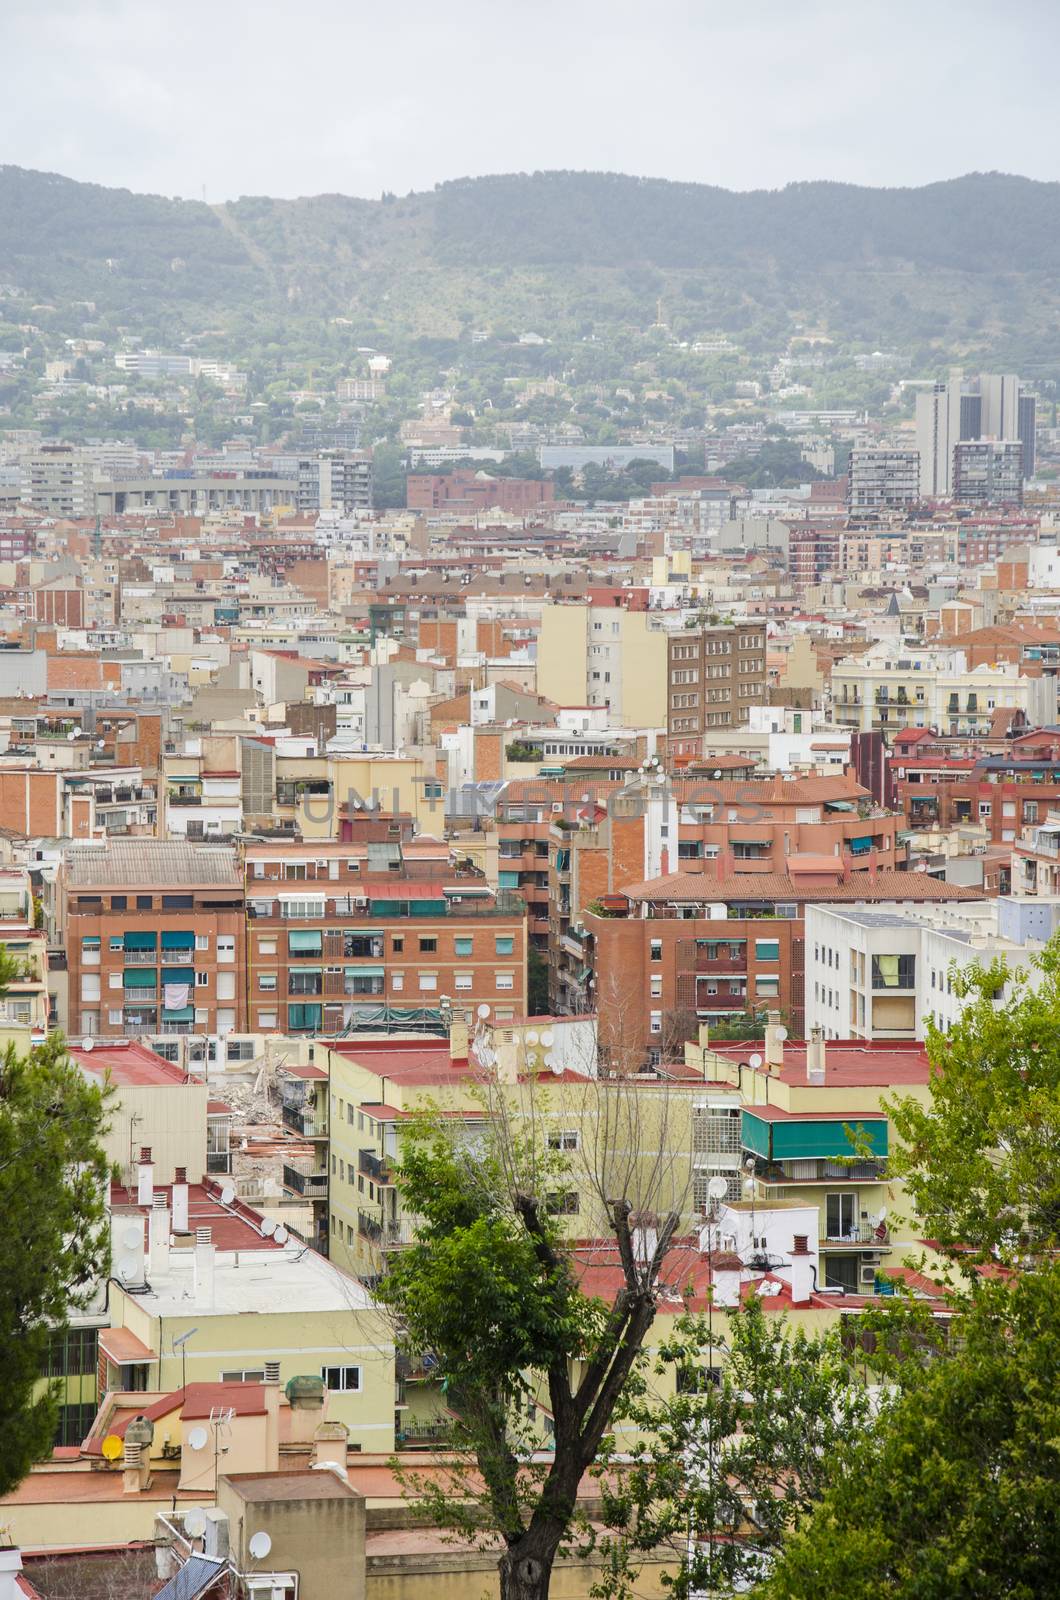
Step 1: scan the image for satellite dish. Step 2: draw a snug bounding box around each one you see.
[707,1176,729,1202]
[525,1030,539,1047]
[187,1426,209,1451]
[184,1507,207,1538]
[476,1004,491,1019]
[548,1054,562,1076]
[81,1036,95,1052]
[260,1218,277,1237]
[248,1531,272,1561]
[101,1434,123,1462]
[748,1053,763,1069]
[220,1183,236,1206]
[743,1177,756,1197]
[775,1027,788,1041]
[118,1255,141,1282]
[540,1029,554,1047]
[67,729,78,741]
[274,1224,289,1245]
[122,1223,143,1249]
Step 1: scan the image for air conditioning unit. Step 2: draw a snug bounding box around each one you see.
[860,1264,878,1286]
[352,896,368,908]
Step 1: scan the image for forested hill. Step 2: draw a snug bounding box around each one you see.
[2,165,1059,363]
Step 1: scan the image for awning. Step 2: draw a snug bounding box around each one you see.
[161,966,195,985]
[99,1326,155,1364]
[825,800,856,812]
[161,930,195,949]
[123,930,157,951]
[289,930,322,951]
[162,1004,194,1022]
[123,968,156,989]
[348,965,385,977]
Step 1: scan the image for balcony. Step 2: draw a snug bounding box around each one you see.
[167,792,204,807]
[693,953,747,974]
[824,1224,891,1249]
[283,1164,329,1199]
[396,1420,452,1448]
[752,1157,886,1186]
[359,1148,393,1184]
[122,949,159,966]
[871,955,916,990]
[281,1104,328,1139]
[358,1210,383,1243]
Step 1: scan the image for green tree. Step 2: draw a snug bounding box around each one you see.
[379,1081,690,1600]
[591,1298,873,1600]
[527,946,550,1016]
[888,948,1060,1260]
[0,1008,110,1493]
[761,1268,1060,1600]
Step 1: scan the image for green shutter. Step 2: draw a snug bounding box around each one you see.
[498,872,520,890]
[755,940,780,962]
[495,936,515,956]
[455,938,473,957]
[123,968,157,990]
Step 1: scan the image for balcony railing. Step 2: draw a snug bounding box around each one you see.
[282,1105,328,1139]
[283,1164,328,1198]
[359,1148,393,1183]
[825,1224,891,1247]
[358,1210,383,1243]
[122,949,159,966]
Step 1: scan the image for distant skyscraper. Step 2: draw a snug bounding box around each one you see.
[916,371,1036,497]
[847,449,920,515]
[952,439,1024,506]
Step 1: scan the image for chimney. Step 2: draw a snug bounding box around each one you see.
[697,1021,710,1050]
[448,1017,469,1064]
[312,1420,350,1472]
[203,1509,230,1561]
[764,1010,785,1072]
[193,1226,215,1308]
[122,1441,150,1494]
[807,1028,826,1085]
[149,1196,171,1276]
[0,1550,23,1600]
[710,1251,743,1308]
[172,1168,189,1233]
[136,1147,154,1206]
[263,1366,281,1471]
[790,1234,814,1306]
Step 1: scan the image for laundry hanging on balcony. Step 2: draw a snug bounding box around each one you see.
[163,982,191,1010]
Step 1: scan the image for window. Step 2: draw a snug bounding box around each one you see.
[391,972,404,991]
[392,935,404,952]
[755,939,780,962]
[81,974,101,1002]
[259,973,278,991]
[650,939,663,963]
[258,1011,278,1029]
[288,930,322,956]
[419,936,438,953]
[136,895,152,910]
[111,895,127,911]
[221,1368,266,1383]
[418,973,438,992]
[548,1130,579,1151]
[195,934,209,951]
[651,975,662,998]
[756,976,780,998]
[826,1192,857,1240]
[258,937,277,957]
[495,972,514,990]
[162,895,194,910]
[195,971,209,988]
[546,1191,580,1215]
[649,1009,662,1034]
[81,936,100,965]
[495,935,514,956]
[454,937,474,957]
[321,1365,361,1392]
[217,934,236,963]
[455,972,473,991]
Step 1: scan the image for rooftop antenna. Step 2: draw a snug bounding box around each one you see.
[173,1326,199,1391]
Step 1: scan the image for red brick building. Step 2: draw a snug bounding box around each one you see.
[406,471,555,515]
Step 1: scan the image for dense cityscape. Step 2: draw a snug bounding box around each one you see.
[0,8,1058,1598]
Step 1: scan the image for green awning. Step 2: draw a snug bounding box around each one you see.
[162,1005,194,1022]
[124,968,157,989]
[289,930,323,951]
[348,965,385,978]
[825,801,856,812]
[161,931,195,950]
[742,1111,888,1162]
[123,931,157,951]
[161,966,195,985]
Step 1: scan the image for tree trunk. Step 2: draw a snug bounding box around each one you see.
[498,1520,565,1600]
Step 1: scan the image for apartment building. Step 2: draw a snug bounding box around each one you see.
[803,898,1057,1042]
[666,623,768,755]
[297,449,373,514]
[952,439,1024,506]
[582,865,984,1063]
[831,640,1058,738]
[536,596,669,727]
[846,449,920,516]
[243,839,527,1035]
[62,841,246,1038]
[0,868,49,1033]
[706,1033,931,1294]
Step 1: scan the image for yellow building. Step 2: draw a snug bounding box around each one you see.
[537,602,668,728]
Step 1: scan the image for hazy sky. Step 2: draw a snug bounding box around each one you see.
[3,0,1057,201]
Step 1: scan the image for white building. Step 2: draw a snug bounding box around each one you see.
[804,898,1059,1042]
